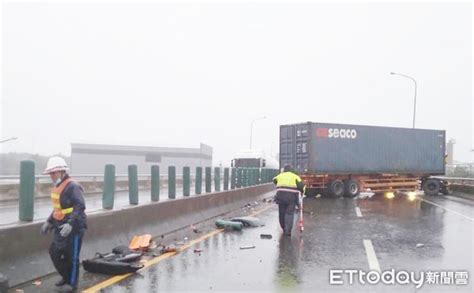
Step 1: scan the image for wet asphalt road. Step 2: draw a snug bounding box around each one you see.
[15,192,473,292]
[99,193,473,292]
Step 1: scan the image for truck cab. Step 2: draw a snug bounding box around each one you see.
[231,149,278,169]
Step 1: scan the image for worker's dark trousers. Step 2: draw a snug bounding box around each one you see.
[275,190,299,235]
[49,229,84,288]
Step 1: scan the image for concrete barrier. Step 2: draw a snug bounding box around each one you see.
[0,183,275,287]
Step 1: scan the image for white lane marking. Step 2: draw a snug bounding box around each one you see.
[363,239,381,273]
[355,207,362,217]
[419,198,474,222]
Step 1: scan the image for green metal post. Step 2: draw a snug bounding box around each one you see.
[195,167,202,195]
[214,167,221,192]
[224,168,229,191]
[251,168,255,186]
[205,167,212,193]
[19,160,35,221]
[151,165,160,201]
[168,166,176,199]
[102,164,115,209]
[248,168,253,186]
[243,168,248,187]
[183,166,190,196]
[128,165,139,205]
[230,168,236,189]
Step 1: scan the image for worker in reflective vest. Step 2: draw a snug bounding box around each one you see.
[273,165,305,236]
[40,156,87,292]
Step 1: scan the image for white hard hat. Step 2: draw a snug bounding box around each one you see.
[43,156,69,174]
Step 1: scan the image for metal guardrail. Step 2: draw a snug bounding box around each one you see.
[0,174,191,184]
[2,166,280,223]
[432,176,474,185]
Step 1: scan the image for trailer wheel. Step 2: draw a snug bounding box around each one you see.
[344,179,360,198]
[440,181,451,195]
[329,180,345,198]
[423,178,440,196]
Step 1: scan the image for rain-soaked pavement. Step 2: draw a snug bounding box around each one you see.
[14,192,473,292]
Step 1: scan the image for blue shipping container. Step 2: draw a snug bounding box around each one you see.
[280,122,445,175]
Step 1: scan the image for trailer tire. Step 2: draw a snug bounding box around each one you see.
[440,181,451,195]
[344,179,360,198]
[329,180,345,198]
[423,178,440,196]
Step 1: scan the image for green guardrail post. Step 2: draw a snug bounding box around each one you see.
[168,166,176,199]
[230,168,236,189]
[183,166,190,196]
[248,168,253,186]
[224,168,229,191]
[247,168,252,186]
[214,167,221,192]
[128,165,139,205]
[237,168,242,188]
[19,160,35,221]
[205,167,212,193]
[195,167,202,195]
[151,165,160,201]
[242,168,248,187]
[102,164,115,209]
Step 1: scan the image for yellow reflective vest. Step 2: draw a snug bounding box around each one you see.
[273,171,305,192]
[50,178,74,221]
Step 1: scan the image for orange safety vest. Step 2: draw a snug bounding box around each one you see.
[51,178,74,221]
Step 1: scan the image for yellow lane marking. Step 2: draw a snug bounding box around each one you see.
[82,203,275,292]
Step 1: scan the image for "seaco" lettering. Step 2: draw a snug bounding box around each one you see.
[328,128,357,139]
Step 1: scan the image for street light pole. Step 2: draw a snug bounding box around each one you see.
[250,116,266,149]
[390,72,417,128]
[0,137,18,144]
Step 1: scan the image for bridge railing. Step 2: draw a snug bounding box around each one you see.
[432,176,474,186]
[3,161,279,222]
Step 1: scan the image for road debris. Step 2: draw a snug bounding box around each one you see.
[416,243,425,248]
[191,224,202,233]
[231,216,262,227]
[215,219,243,231]
[240,245,256,250]
[161,246,178,253]
[260,234,272,239]
[32,280,41,286]
[193,249,203,253]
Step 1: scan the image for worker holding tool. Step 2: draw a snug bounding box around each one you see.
[40,156,87,292]
[273,165,305,236]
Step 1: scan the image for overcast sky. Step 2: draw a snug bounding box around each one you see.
[1,1,472,166]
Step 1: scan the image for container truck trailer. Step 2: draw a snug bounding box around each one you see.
[279,122,449,197]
